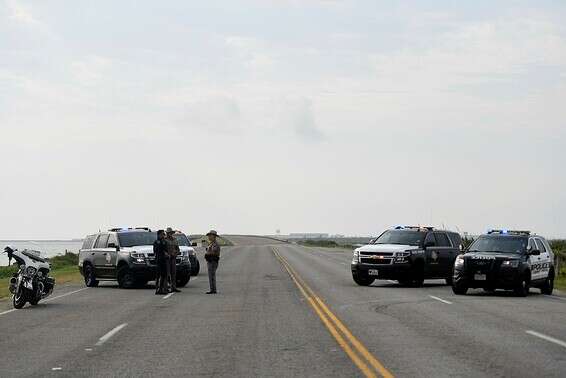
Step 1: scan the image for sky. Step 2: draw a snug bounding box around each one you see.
[1,0,565,239]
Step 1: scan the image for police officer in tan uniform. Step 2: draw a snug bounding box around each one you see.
[165,227,181,293]
[205,230,221,294]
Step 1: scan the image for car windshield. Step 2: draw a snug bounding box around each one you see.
[468,236,527,254]
[174,234,191,246]
[118,232,158,247]
[372,230,424,246]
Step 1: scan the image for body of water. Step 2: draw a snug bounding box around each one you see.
[0,240,83,266]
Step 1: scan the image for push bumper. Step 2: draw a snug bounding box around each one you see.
[129,261,192,280]
[454,266,521,289]
[351,262,413,280]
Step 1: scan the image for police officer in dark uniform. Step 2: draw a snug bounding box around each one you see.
[205,230,221,294]
[153,230,168,295]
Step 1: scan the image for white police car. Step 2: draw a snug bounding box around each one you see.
[452,229,555,296]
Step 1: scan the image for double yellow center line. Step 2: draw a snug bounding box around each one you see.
[272,247,394,378]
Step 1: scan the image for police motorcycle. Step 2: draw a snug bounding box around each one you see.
[3,246,55,309]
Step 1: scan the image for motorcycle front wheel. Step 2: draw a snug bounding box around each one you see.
[13,287,27,309]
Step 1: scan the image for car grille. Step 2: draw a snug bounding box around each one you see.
[467,259,496,273]
[361,252,394,257]
[360,257,393,265]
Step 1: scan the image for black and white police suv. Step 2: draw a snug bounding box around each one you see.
[351,226,462,287]
[452,230,555,296]
[78,228,193,289]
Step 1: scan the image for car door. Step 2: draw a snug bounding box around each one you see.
[79,235,97,268]
[105,233,119,276]
[535,238,551,281]
[424,232,441,277]
[433,232,456,277]
[527,237,543,281]
[93,233,110,277]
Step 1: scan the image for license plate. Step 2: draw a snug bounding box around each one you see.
[368,269,379,276]
[474,274,486,281]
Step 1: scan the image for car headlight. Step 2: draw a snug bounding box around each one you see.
[352,250,360,263]
[130,252,146,264]
[179,251,190,261]
[502,260,519,268]
[393,251,411,263]
[454,255,464,267]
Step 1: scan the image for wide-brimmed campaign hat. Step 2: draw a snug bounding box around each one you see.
[206,230,218,237]
[166,227,175,234]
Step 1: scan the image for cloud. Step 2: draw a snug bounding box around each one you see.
[278,97,324,142]
[6,0,38,25]
[70,55,113,85]
[178,95,243,135]
[369,16,566,90]
[225,36,275,72]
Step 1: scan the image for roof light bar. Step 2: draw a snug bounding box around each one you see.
[487,229,531,235]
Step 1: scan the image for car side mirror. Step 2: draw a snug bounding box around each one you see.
[108,243,119,251]
[191,242,197,247]
[529,249,540,256]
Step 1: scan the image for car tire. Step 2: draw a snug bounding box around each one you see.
[134,279,148,289]
[177,274,190,288]
[117,265,135,289]
[397,279,412,286]
[411,263,425,287]
[192,259,200,276]
[514,275,530,297]
[452,284,468,295]
[445,276,453,286]
[540,269,554,295]
[84,264,99,288]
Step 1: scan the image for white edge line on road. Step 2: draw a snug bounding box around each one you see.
[95,323,128,347]
[43,287,89,303]
[544,295,566,301]
[0,308,16,316]
[526,330,566,348]
[163,292,175,299]
[0,287,89,317]
[429,295,453,305]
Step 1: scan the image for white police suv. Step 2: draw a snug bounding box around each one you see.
[452,229,555,296]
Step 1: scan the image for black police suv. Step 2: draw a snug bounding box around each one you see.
[452,230,555,296]
[78,228,192,289]
[351,226,462,287]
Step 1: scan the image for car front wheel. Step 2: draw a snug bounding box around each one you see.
[117,266,135,289]
[540,270,554,295]
[84,264,99,287]
[514,275,530,297]
[177,274,190,288]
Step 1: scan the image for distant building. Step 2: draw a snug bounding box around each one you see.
[288,233,329,239]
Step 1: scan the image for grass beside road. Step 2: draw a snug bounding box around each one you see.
[0,252,82,300]
[298,239,356,249]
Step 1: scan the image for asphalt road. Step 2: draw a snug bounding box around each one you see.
[0,236,564,377]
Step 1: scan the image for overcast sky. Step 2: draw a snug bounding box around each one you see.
[1,0,565,239]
